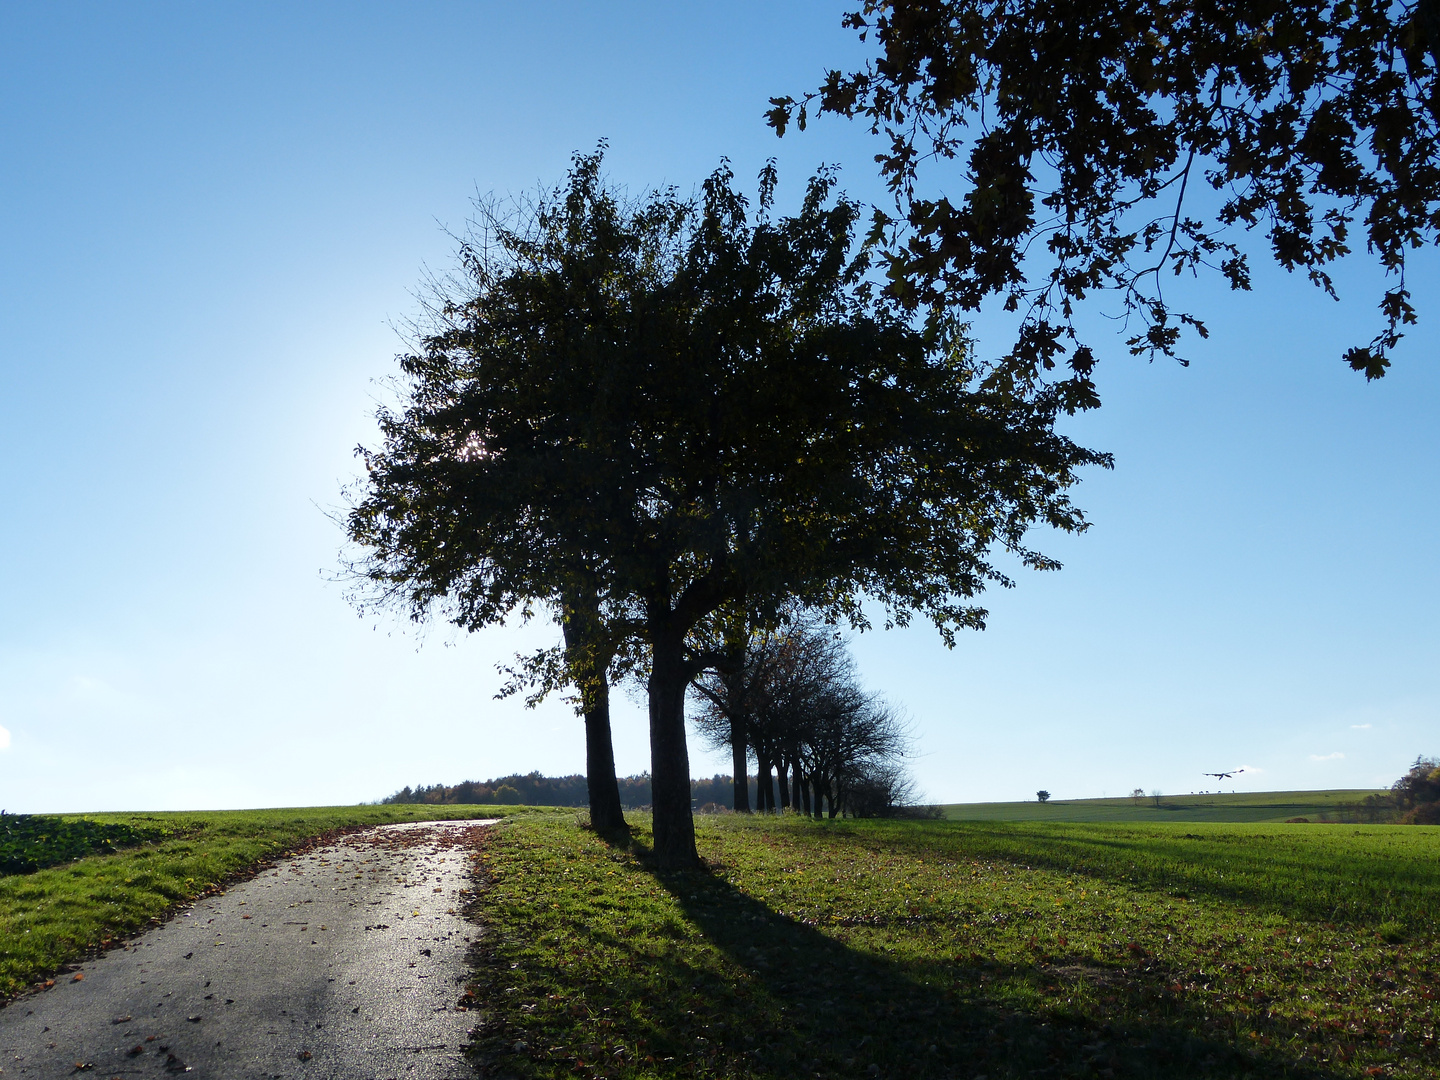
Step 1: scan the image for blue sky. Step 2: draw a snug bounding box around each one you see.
[1,2,1435,813]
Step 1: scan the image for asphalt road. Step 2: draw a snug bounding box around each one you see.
[0,819,499,1080]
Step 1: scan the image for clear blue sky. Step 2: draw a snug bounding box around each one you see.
[2,3,1435,813]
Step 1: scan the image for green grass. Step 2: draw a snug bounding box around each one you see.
[0,812,180,874]
[940,790,1389,823]
[466,813,1440,1080]
[0,803,521,1000]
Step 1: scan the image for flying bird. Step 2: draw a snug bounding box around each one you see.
[1203,769,1245,780]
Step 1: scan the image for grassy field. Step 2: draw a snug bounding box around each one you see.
[6,803,1436,1077]
[940,790,1389,823]
[0,803,520,1000]
[466,813,1439,1080]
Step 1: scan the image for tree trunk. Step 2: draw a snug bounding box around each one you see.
[799,773,812,818]
[777,760,792,810]
[562,589,625,835]
[758,756,774,812]
[648,625,699,868]
[731,711,751,813]
[582,682,626,833]
[791,765,803,813]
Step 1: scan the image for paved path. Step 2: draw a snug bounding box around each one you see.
[0,819,498,1080]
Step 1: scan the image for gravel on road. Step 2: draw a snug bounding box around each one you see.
[0,819,498,1080]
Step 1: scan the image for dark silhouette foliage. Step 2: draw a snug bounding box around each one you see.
[691,616,920,818]
[771,0,1440,393]
[347,148,1106,866]
[380,772,745,811]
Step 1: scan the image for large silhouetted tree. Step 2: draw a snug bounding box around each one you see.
[347,148,1107,867]
[772,1,1440,398]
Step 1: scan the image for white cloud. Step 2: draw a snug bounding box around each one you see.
[0,724,9,750]
[1350,723,1372,730]
[1309,751,1345,761]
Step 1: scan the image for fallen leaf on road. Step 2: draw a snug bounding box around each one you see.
[111,1015,132,1024]
[71,973,84,982]
[296,1050,312,1061]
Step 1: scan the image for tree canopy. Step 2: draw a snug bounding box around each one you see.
[692,613,915,818]
[346,148,1107,866]
[770,0,1440,400]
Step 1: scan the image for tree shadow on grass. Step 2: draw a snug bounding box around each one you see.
[471,827,1345,1080]
[650,861,1345,1080]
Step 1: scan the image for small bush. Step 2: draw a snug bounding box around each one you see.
[1403,801,1440,825]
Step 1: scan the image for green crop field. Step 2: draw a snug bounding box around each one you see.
[466,813,1439,1080]
[940,789,1389,823]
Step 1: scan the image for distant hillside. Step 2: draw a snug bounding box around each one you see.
[380,772,748,810]
[940,789,1392,824]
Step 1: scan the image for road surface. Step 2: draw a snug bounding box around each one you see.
[0,819,498,1079]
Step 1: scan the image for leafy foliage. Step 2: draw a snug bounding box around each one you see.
[770,0,1440,393]
[0,812,174,876]
[347,147,1108,865]
[1393,755,1440,823]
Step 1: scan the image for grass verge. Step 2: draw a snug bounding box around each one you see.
[0,803,524,1000]
[465,814,1439,1080]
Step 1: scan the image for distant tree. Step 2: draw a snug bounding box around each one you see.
[845,758,919,817]
[1150,789,1164,809]
[687,609,795,812]
[1393,755,1440,823]
[379,772,752,810]
[806,681,912,818]
[1036,790,1051,804]
[348,148,1106,866]
[771,1,1440,389]
[1130,787,1146,805]
[693,614,915,818]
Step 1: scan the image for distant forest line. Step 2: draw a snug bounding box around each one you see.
[380,772,748,811]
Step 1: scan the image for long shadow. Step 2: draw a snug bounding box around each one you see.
[572,837,1348,1080]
